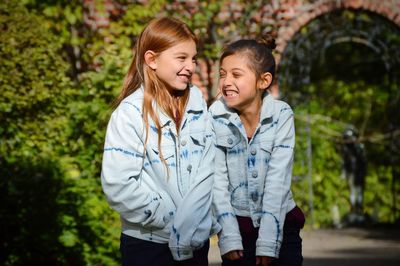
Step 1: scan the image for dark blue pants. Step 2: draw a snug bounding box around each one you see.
[120,233,209,266]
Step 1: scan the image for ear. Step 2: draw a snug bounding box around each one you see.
[144,50,157,70]
[257,72,273,90]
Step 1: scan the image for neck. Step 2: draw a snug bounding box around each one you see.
[169,89,189,132]
[170,89,186,98]
[239,98,262,139]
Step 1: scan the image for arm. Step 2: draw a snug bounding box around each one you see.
[169,112,218,260]
[213,145,243,256]
[101,103,167,228]
[209,114,243,256]
[256,104,295,257]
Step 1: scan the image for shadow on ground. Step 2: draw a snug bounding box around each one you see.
[304,258,400,266]
[303,225,400,266]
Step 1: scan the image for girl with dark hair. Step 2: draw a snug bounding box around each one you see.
[210,36,305,266]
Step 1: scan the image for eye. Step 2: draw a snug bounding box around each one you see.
[192,57,198,64]
[219,72,226,78]
[232,72,242,78]
[177,56,186,61]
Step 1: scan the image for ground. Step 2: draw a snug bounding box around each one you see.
[208,227,400,266]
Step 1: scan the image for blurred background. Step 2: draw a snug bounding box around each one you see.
[1,0,399,265]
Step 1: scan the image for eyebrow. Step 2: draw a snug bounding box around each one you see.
[220,67,245,72]
[174,52,197,57]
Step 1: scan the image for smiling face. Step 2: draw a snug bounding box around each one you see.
[219,53,264,113]
[149,40,197,91]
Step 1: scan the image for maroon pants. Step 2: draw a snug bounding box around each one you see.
[222,206,305,266]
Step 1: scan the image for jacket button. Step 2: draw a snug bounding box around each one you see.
[187,164,192,172]
[251,148,257,155]
[227,138,233,144]
[251,192,258,202]
[252,170,258,178]
[181,140,187,146]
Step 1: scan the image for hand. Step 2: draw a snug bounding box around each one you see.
[256,256,273,266]
[222,250,243,261]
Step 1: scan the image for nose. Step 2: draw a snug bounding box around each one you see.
[219,75,231,93]
[185,60,195,74]
[221,74,232,87]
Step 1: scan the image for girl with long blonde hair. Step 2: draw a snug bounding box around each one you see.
[101,17,220,266]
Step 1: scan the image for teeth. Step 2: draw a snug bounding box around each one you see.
[225,91,238,97]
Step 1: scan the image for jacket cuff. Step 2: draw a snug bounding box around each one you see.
[169,246,193,261]
[211,218,222,236]
[256,239,281,258]
[140,197,167,228]
[219,235,243,256]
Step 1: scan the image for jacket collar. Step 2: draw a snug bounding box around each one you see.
[259,92,275,125]
[137,86,203,129]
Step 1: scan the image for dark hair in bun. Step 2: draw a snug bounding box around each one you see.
[256,35,276,50]
[220,35,276,83]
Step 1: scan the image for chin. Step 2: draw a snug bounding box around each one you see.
[175,83,189,91]
[165,82,187,92]
[223,98,236,108]
[223,100,234,108]
[222,96,232,103]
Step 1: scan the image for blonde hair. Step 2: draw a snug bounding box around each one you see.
[115,17,197,172]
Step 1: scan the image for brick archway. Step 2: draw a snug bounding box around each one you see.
[80,0,400,99]
[275,0,400,65]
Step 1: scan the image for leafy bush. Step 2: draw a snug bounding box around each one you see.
[0,1,119,264]
[292,79,399,228]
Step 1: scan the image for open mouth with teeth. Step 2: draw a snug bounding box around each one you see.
[178,74,191,83]
[223,89,239,98]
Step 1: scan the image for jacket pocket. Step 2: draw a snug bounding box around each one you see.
[259,137,274,166]
[180,132,206,186]
[215,132,241,148]
[148,143,175,166]
[259,136,274,153]
[189,132,206,148]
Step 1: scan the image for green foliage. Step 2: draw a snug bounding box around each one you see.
[0,1,119,264]
[1,1,399,264]
[1,1,78,264]
[282,9,400,228]
[2,0,170,263]
[1,157,84,265]
[20,0,90,78]
[292,79,399,228]
[0,0,70,147]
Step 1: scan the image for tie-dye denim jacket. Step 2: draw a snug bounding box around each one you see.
[209,93,296,258]
[101,86,220,261]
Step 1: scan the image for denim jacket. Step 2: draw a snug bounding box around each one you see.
[101,86,220,261]
[209,93,296,258]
